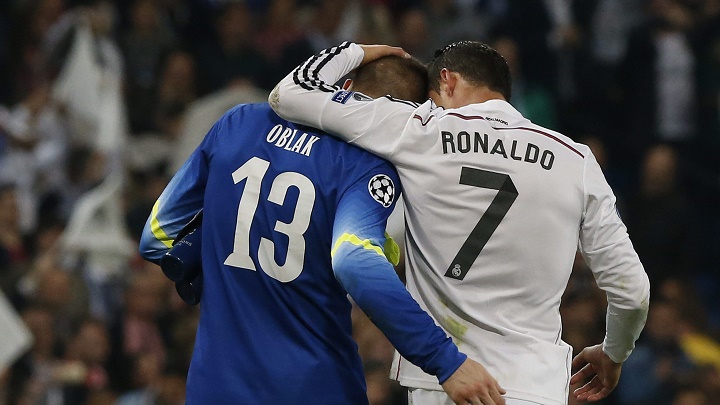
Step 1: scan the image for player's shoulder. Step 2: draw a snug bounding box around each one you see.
[218,102,322,137]
[210,103,272,132]
[320,134,399,179]
[479,100,592,160]
[525,121,592,159]
[402,99,436,125]
[222,102,274,120]
[331,89,423,110]
[221,102,396,171]
[326,133,397,170]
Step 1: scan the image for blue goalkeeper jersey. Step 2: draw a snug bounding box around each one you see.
[139,103,465,404]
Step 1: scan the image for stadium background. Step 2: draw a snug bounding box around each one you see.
[0,0,719,404]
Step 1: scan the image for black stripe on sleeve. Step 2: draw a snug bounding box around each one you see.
[292,42,353,94]
[309,42,352,93]
[293,53,319,91]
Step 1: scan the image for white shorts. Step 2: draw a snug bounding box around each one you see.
[407,388,543,405]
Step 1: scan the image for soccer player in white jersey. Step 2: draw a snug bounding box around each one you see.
[269,41,651,405]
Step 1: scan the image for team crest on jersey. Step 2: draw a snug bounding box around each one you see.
[368,174,395,208]
[332,90,353,104]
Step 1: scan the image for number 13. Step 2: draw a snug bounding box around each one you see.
[224,157,316,282]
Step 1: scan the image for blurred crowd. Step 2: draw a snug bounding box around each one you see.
[0,0,719,404]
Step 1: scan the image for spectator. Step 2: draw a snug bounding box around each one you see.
[492,35,557,129]
[304,0,363,52]
[114,352,163,405]
[193,2,270,93]
[395,9,431,62]
[156,50,197,118]
[108,272,169,392]
[5,0,66,104]
[672,385,709,405]
[0,184,27,269]
[625,144,698,287]
[616,301,696,404]
[53,317,112,404]
[122,0,177,133]
[618,0,699,154]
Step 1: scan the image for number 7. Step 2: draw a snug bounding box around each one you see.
[445,167,518,280]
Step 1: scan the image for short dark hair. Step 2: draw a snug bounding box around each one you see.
[428,41,511,101]
[351,55,429,103]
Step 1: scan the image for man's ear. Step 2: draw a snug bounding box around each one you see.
[439,68,455,97]
[342,79,353,90]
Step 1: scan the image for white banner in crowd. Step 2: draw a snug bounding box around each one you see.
[52,19,126,154]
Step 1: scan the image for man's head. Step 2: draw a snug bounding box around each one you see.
[347,55,428,104]
[427,41,511,108]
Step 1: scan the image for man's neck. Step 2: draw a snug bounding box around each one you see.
[450,86,506,109]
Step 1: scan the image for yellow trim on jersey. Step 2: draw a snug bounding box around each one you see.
[331,233,400,266]
[332,233,385,259]
[384,233,400,266]
[151,200,174,248]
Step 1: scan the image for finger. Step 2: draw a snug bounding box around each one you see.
[587,387,613,401]
[451,394,474,405]
[574,375,600,397]
[372,45,408,57]
[489,387,506,405]
[478,394,496,405]
[582,380,611,400]
[389,46,410,58]
[460,396,480,405]
[570,363,594,385]
[359,45,409,65]
[571,350,587,370]
[579,387,604,402]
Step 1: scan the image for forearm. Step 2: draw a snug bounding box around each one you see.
[581,152,651,363]
[269,42,364,131]
[584,240,650,362]
[603,291,649,363]
[139,158,206,263]
[333,245,466,383]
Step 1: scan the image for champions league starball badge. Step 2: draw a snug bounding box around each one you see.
[368,174,395,208]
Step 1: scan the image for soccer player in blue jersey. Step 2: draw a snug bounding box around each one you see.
[139,56,505,405]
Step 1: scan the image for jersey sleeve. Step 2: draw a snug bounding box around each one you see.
[578,151,650,363]
[138,115,220,263]
[331,159,466,383]
[269,42,415,161]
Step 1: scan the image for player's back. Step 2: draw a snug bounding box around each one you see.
[392,100,589,403]
[188,103,383,404]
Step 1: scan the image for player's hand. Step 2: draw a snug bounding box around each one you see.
[570,344,622,402]
[358,44,409,66]
[441,358,506,405]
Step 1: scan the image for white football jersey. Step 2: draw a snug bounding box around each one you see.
[271,42,650,405]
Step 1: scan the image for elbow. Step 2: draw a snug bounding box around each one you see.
[332,258,361,297]
[268,85,280,110]
[635,272,651,312]
[622,272,651,313]
[138,229,153,258]
[268,81,290,119]
[138,229,163,264]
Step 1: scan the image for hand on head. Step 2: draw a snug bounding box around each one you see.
[359,44,410,66]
